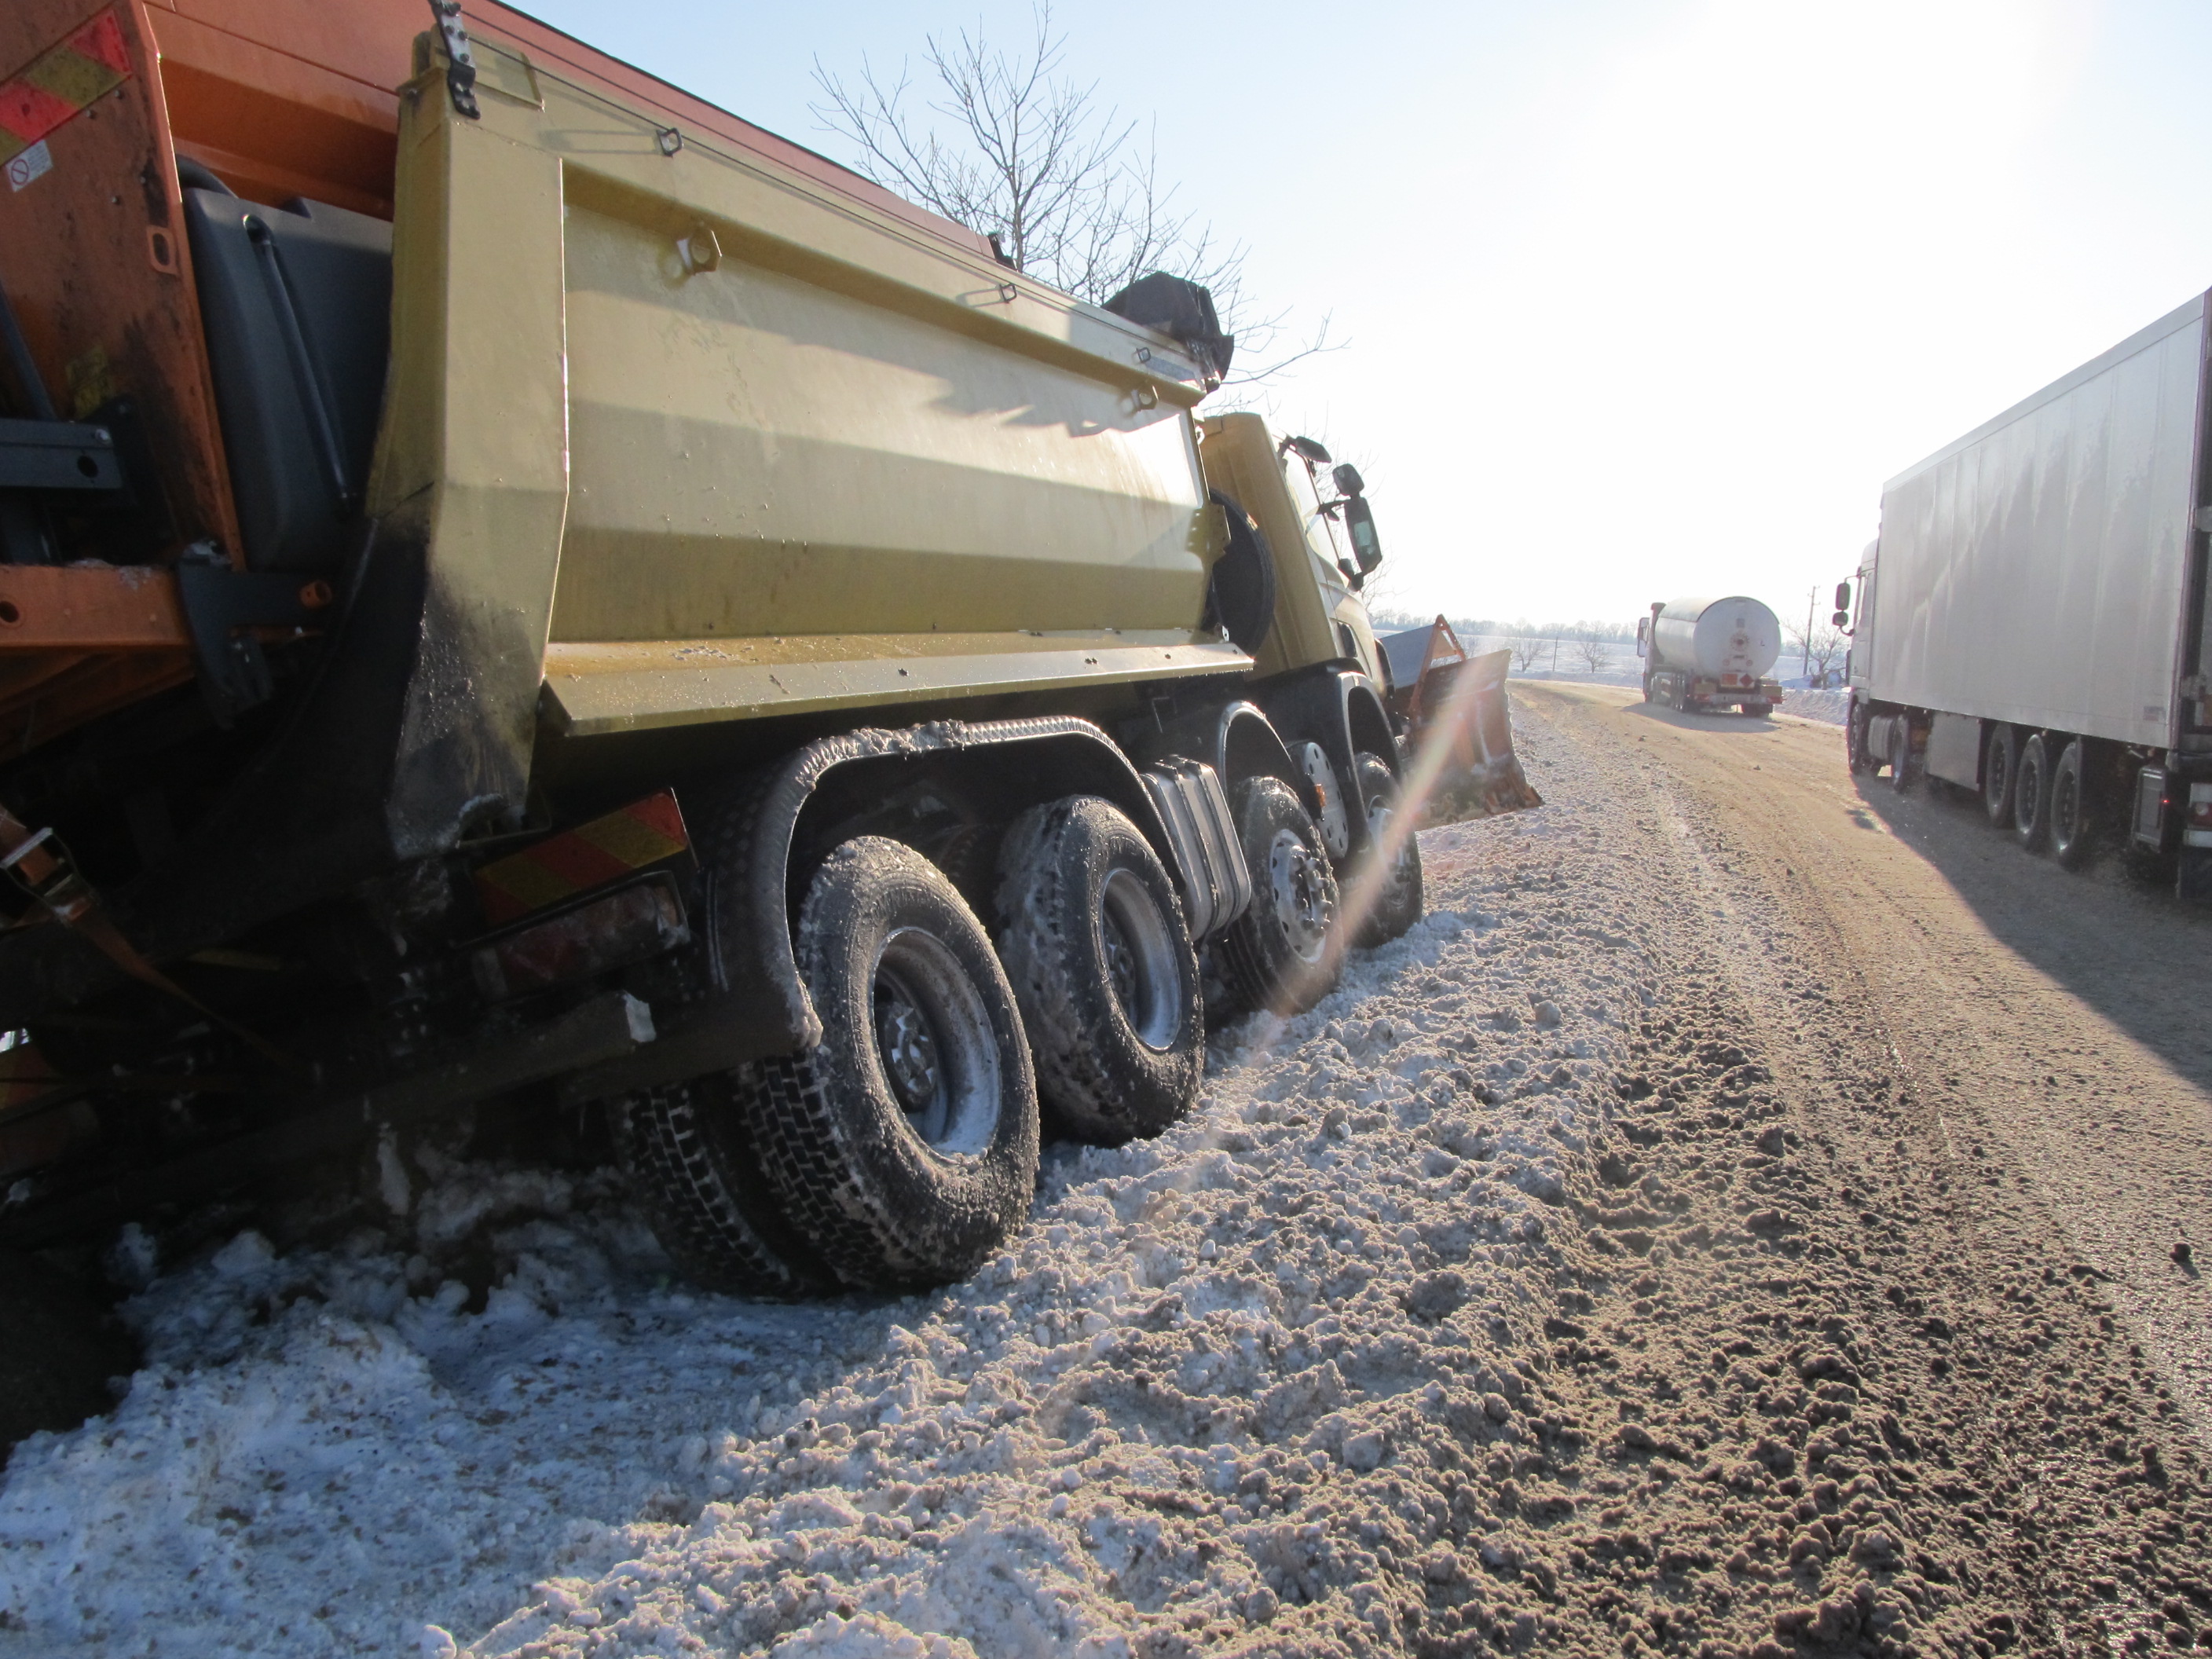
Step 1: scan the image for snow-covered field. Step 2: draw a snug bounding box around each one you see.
[0,721,1659,1658]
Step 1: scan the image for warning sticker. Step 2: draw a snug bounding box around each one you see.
[0,10,132,170]
[5,138,50,192]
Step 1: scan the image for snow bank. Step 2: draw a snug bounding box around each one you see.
[0,719,1660,1657]
[1780,688,1847,725]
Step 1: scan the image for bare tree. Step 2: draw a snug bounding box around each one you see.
[812,3,1329,387]
[1508,636,1547,676]
[1571,633,1612,676]
[1787,622,1848,685]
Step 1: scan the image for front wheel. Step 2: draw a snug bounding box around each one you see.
[1350,752,1423,947]
[2050,738,2093,870]
[1220,777,1341,1016]
[1847,700,1872,774]
[743,837,1038,1289]
[1888,717,1914,793]
[994,797,1201,1145]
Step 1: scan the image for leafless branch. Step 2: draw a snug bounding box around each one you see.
[812,2,1332,391]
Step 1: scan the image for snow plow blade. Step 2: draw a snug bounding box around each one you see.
[1379,620,1542,824]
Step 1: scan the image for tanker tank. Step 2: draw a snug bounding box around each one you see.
[1635,595,1785,715]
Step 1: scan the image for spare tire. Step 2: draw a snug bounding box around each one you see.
[1201,489,1276,655]
[742,837,1038,1289]
[994,797,1201,1144]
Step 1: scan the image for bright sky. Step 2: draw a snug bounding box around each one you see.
[521,0,2212,634]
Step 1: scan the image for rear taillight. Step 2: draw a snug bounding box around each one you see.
[2189,787,2212,830]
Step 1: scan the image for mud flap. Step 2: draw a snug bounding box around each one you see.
[1402,647,1542,824]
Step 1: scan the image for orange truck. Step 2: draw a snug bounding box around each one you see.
[0,2,1518,1289]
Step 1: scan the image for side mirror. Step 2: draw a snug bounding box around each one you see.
[1331,462,1365,497]
[1284,435,1333,464]
[1831,610,1848,627]
[1337,558,1364,591]
[1635,616,1649,657]
[1833,580,1852,613]
[1343,495,1382,571]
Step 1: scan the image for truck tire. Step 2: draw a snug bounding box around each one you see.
[1741,699,1772,717]
[1350,752,1423,947]
[2050,738,2093,870]
[1983,725,2018,827]
[1220,776,1342,1016]
[2013,734,2053,851]
[1847,701,1873,773]
[994,797,1200,1145]
[613,1075,832,1297]
[741,837,1038,1289]
[1887,717,1914,793]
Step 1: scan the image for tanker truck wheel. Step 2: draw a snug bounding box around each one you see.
[1350,753,1423,947]
[993,797,1201,1145]
[2050,738,2093,870]
[1741,699,1773,717]
[2013,734,2054,851]
[740,837,1038,1289]
[1983,725,2019,827]
[1221,776,1342,1016]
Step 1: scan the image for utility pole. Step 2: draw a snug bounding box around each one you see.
[1803,586,1816,679]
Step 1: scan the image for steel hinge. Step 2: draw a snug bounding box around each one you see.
[427,0,481,120]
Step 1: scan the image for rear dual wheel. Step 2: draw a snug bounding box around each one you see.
[995,797,1202,1145]
[619,837,1037,1293]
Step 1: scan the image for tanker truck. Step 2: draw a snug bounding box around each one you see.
[1844,290,2212,900]
[1635,597,1785,715]
[0,0,1525,1293]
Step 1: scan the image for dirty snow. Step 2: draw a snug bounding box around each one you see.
[0,712,1661,1659]
[1777,689,1845,725]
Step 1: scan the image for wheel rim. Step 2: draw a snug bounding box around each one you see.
[1368,796,1416,914]
[1266,826,1333,965]
[2054,767,2079,842]
[1098,866,1181,1050]
[1987,744,2009,808]
[2016,755,2042,836]
[871,927,1002,1155]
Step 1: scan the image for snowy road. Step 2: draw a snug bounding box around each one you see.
[2,689,2207,1658]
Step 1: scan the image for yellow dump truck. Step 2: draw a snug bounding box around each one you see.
[0,1,1511,1291]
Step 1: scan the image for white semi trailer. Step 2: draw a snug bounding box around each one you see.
[1635,597,1785,715]
[1844,290,2212,900]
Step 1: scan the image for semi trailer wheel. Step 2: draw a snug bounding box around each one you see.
[2013,734,2053,851]
[742,837,1038,1289]
[994,797,1201,1145]
[1887,718,1914,793]
[1220,776,1342,1016]
[613,1075,831,1297]
[2050,739,2093,870]
[1741,699,1773,717]
[1983,725,2018,828]
[1350,752,1423,947]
